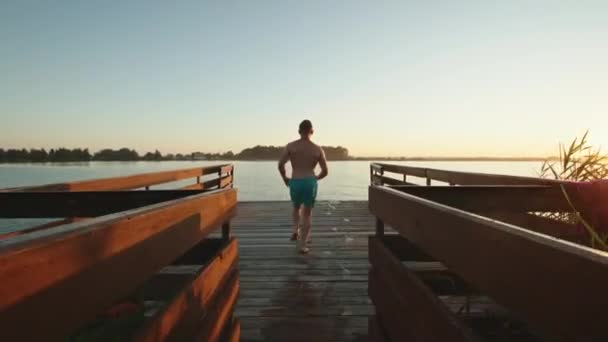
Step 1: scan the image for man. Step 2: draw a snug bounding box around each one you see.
[278,120,329,254]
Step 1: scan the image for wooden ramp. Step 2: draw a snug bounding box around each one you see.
[232,201,373,342]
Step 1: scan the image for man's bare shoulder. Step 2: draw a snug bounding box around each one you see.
[285,140,299,150]
[287,140,322,154]
[313,142,325,153]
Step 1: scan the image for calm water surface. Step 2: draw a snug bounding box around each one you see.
[0,160,543,201]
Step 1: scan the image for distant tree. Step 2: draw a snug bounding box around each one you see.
[323,146,349,160]
[54,148,77,162]
[48,149,56,162]
[0,144,351,163]
[93,148,139,161]
[29,148,48,162]
[0,147,90,162]
[4,149,30,162]
[83,148,92,161]
[235,145,349,160]
[236,145,283,160]
[143,152,155,161]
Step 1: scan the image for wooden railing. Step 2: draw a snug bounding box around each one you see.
[370,163,586,243]
[0,164,234,239]
[0,165,239,341]
[370,162,565,186]
[367,165,608,341]
[4,163,234,192]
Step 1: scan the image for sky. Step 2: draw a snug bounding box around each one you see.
[1,0,607,157]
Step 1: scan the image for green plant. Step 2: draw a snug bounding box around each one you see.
[559,184,608,250]
[539,131,608,249]
[540,130,608,181]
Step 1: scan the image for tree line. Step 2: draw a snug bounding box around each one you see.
[0,145,350,163]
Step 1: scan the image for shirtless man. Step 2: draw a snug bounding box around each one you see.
[278,120,329,254]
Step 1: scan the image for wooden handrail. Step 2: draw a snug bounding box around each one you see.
[2,164,234,192]
[0,187,237,340]
[370,162,566,186]
[369,185,608,340]
[0,164,235,239]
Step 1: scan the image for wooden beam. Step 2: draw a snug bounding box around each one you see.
[133,238,239,342]
[373,163,564,186]
[369,237,479,341]
[0,189,237,341]
[181,176,226,191]
[370,163,383,174]
[486,212,584,244]
[375,218,384,237]
[220,174,233,189]
[379,235,435,261]
[220,164,234,175]
[368,315,387,342]
[369,185,608,341]
[380,235,476,296]
[222,317,241,342]
[373,163,427,178]
[389,185,575,212]
[371,174,416,186]
[196,272,240,341]
[222,222,232,241]
[3,164,232,192]
[426,169,561,186]
[181,175,233,192]
[0,190,209,218]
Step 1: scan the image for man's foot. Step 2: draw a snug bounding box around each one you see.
[299,246,310,254]
[290,232,299,241]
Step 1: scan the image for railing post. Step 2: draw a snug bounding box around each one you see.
[218,168,222,189]
[231,167,234,188]
[369,164,374,184]
[425,170,431,186]
[375,217,384,237]
[222,221,231,241]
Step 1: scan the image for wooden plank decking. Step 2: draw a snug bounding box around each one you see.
[232,201,374,342]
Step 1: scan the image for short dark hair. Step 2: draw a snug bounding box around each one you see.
[299,120,313,134]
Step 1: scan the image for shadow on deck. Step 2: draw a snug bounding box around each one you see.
[233,201,373,342]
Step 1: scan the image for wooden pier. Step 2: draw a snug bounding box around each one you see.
[1,163,608,341]
[233,201,373,341]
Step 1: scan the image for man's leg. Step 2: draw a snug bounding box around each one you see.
[291,206,301,240]
[298,207,312,253]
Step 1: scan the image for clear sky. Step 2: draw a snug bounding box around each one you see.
[1,0,607,157]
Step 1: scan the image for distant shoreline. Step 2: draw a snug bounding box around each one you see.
[0,157,553,164]
[1,146,554,163]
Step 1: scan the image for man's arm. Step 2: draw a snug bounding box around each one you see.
[316,147,328,180]
[278,145,290,186]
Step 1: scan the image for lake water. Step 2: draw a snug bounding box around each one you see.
[0,160,544,201]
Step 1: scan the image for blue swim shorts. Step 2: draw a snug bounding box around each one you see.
[289,177,318,208]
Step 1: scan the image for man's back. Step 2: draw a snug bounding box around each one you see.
[287,139,323,179]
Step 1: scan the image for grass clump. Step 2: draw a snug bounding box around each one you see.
[539,130,608,250]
